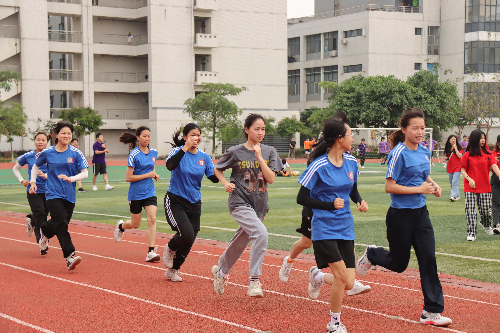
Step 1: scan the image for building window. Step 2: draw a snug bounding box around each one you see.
[466,0,500,32]
[288,37,300,59]
[306,67,321,94]
[324,31,338,51]
[288,70,300,96]
[414,63,422,70]
[427,26,439,55]
[415,27,422,35]
[465,41,500,73]
[306,34,321,54]
[343,64,363,74]
[343,29,362,39]
[323,66,338,93]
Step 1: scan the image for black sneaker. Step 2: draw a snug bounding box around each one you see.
[78,188,87,193]
[66,253,82,271]
[40,244,49,255]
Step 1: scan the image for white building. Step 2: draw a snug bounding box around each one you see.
[0,0,297,156]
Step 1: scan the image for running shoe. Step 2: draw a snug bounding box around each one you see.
[467,235,476,241]
[165,268,182,282]
[26,215,33,237]
[327,322,347,333]
[66,252,82,271]
[279,256,293,283]
[162,245,176,269]
[346,280,371,296]
[39,231,49,252]
[92,185,98,191]
[40,244,49,256]
[114,220,124,242]
[356,245,375,276]
[484,227,494,235]
[493,227,500,235]
[420,310,452,326]
[105,184,114,190]
[247,280,264,298]
[145,247,161,262]
[211,265,227,295]
[78,188,86,193]
[308,266,323,300]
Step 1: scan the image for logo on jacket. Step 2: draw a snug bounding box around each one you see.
[67,157,73,163]
[152,157,156,162]
[348,171,354,181]
[198,159,205,166]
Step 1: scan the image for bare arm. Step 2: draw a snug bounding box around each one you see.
[385,178,434,195]
[214,167,235,193]
[125,166,156,182]
[461,167,475,189]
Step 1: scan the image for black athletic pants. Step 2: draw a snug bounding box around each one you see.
[164,192,201,270]
[27,193,49,243]
[41,198,76,258]
[359,154,366,166]
[491,174,500,227]
[367,205,445,313]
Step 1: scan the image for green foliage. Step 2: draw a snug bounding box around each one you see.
[29,118,57,140]
[0,102,27,161]
[58,107,105,138]
[275,116,306,138]
[0,70,21,92]
[184,83,247,156]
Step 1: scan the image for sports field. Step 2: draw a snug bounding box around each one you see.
[1,161,499,285]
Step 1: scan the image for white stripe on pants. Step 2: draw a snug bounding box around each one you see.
[465,192,492,236]
[218,205,268,277]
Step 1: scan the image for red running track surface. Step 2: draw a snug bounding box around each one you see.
[0,210,499,333]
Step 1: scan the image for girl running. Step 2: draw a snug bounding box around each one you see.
[444,135,462,202]
[460,129,500,240]
[114,126,161,262]
[13,132,50,253]
[296,114,369,333]
[356,108,452,327]
[162,124,219,282]
[211,114,282,298]
[29,122,89,270]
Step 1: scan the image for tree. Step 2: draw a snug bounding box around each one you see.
[58,107,105,138]
[276,115,307,138]
[0,102,27,161]
[0,70,21,92]
[29,118,57,140]
[184,83,247,156]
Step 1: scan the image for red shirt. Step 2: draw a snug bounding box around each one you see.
[461,150,496,193]
[446,149,463,173]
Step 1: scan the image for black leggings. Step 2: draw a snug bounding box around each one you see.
[359,154,366,166]
[27,193,49,243]
[42,198,76,258]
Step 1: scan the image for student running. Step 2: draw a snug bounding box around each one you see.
[211,114,282,298]
[29,122,89,270]
[114,126,161,262]
[13,132,51,253]
[162,123,219,282]
[356,108,452,327]
[294,113,369,333]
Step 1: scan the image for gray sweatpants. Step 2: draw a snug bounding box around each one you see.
[218,205,268,277]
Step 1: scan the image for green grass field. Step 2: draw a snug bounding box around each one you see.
[1,162,499,284]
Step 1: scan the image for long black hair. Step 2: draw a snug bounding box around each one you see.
[244,113,266,139]
[467,129,489,157]
[444,134,459,157]
[170,123,201,148]
[309,111,347,162]
[388,108,425,149]
[119,126,150,149]
[53,121,74,144]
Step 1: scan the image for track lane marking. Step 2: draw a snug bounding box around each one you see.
[0,313,55,333]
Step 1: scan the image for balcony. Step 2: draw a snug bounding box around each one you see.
[94,71,148,83]
[0,65,21,72]
[194,33,218,48]
[195,71,218,85]
[47,0,81,3]
[93,33,147,45]
[94,0,147,9]
[48,30,82,43]
[97,109,149,119]
[49,69,82,81]
[0,25,19,39]
[194,0,218,11]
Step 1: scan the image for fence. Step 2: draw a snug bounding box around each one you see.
[48,30,82,43]
[93,33,147,45]
[49,69,82,81]
[94,72,148,83]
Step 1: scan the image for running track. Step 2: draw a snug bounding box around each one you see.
[0,211,499,333]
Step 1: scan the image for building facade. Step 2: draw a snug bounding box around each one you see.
[0,0,295,156]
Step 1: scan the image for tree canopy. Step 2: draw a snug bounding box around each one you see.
[0,70,21,92]
[0,102,27,161]
[58,107,105,138]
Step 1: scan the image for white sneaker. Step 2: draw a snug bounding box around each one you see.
[361,166,365,168]
[356,245,375,276]
[279,256,293,283]
[247,280,264,298]
[327,322,347,333]
[162,245,176,268]
[420,310,452,326]
[308,266,323,300]
[467,235,476,241]
[114,220,124,242]
[484,227,494,235]
[211,265,227,295]
[145,247,161,262]
[105,184,114,190]
[165,268,182,282]
[92,185,98,191]
[39,231,49,252]
[454,197,460,201]
[26,215,33,237]
[66,252,81,271]
[347,280,371,296]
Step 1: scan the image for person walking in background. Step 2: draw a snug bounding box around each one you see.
[460,129,500,241]
[378,137,388,165]
[30,122,89,270]
[460,135,468,149]
[70,139,86,193]
[288,137,296,159]
[127,32,133,45]
[304,138,311,158]
[13,132,51,253]
[356,108,452,327]
[162,124,219,282]
[92,133,114,191]
[211,114,282,298]
[444,135,463,202]
[357,138,367,168]
[490,135,500,234]
[115,126,161,262]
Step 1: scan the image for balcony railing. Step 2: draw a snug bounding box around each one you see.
[0,25,20,38]
[194,0,218,11]
[93,33,147,45]
[94,71,148,83]
[49,69,83,81]
[194,33,218,48]
[93,0,147,9]
[47,0,82,4]
[0,65,21,72]
[195,71,218,84]
[97,109,149,119]
[48,30,82,43]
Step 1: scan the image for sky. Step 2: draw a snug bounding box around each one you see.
[288,0,314,19]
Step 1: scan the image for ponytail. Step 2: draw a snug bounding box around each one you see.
[168,123,201,148]
[389,130,405,150]
[309,140,327,163]
[119,125,150,150]
[309,111,348,163]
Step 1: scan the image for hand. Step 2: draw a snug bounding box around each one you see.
[224,182,236,193]
[357,200,369,212]
[154,174,160,181]
[334,198,344,209]
[184,136,198,150]
[253,143,262,160]
[433,184,442,197]
[468,178,476,189]
[101,143,107,149]
[29,183,37,194]
[21,180,30,187]
[104,149,109,153]
[37,170,47,179]
[419,182,435,195]
[147,170,157,179]
[58,174,72,183]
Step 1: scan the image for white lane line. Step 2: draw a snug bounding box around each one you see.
[0,261,261,332]
[0,235,482,331]
[0,312,55,333]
